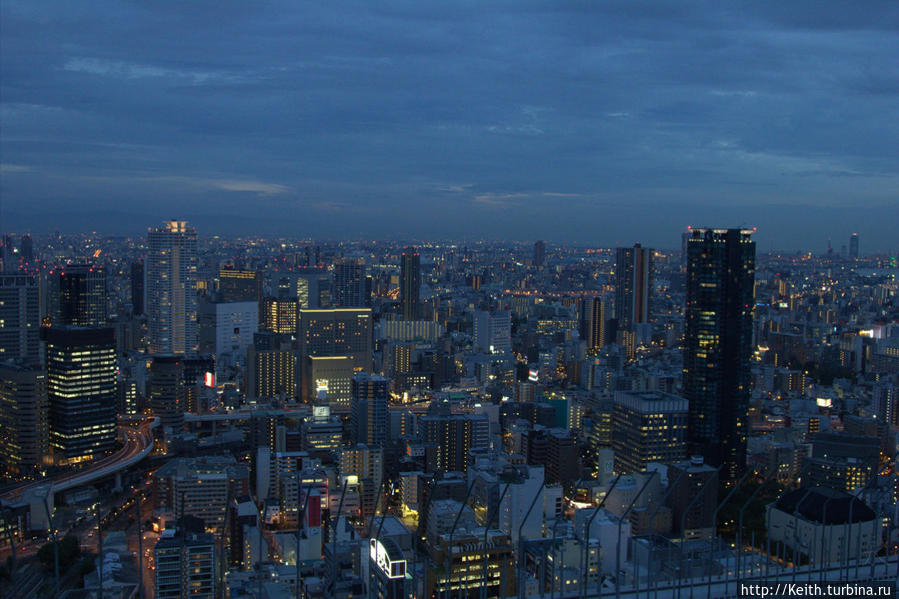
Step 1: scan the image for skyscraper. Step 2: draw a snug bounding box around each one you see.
[46,326,117,466]
[350,372,388,446]
[534,240,546,268]
[333,259,367,307]
[849,233,859,260]
[615,244,653,331]
[147,221,198,354]
[19,234,33,263]
[131,260,144,316]
[683,227,755,480]
[579,296,607,351]
[149,355,186,431]
[0,274,40,363]
[400,247,420,321]
[218,268,263,304]
[0,361,49,478]
[611,390,687,474]
[46,264,108,326]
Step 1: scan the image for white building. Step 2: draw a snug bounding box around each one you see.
[147,221,198,355]
[198,299,258,376]
[474,310,511,354]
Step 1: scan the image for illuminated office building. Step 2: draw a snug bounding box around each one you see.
[246,332,296,400]
[611,390,687,474]
[683,227,755,480]
[154,532,216,599]
[218,268,262,303]
[0,361,48,478]
[298,308,372,402]
[46,326,117,466]
[261,296,298,335]
[147,221,198,354]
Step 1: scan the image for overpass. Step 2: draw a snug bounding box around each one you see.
[0,417,158,530]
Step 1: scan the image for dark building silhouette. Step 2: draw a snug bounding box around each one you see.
[400,247,420,321]
[131,261,144,315]
[615,244,653,330]
[534,240,546,268]
[47,264,108,326]
[683,227,755,480]
[333,259,367,307]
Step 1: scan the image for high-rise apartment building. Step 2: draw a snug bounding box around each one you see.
[350,372,388,446]
[534,240,546,268]
[147,221,198,354]
[0,361,49,478]
[0,274,40,363]
[46,264,107,326]
[46,326,117,466]
[579,296,607,351]
[246,332,296,400]
[333,259,367,307]
[400,247,420,321]
[683,227,755,480]
[849,233,859,260]
[615,244,652,330]
[421,412,489,473]
[154,532,216,599]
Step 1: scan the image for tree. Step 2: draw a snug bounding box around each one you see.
[37,535,81,571]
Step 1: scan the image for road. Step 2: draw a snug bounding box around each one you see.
[0,417,157,507]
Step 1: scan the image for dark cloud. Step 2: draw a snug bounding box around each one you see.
[1,0,897,251]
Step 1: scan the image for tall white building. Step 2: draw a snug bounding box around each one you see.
[474,310,511,354]
[147,221,198,354]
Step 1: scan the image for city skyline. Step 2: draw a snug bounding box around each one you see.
[2,2,898,251]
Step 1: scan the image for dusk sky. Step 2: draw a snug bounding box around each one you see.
[1,1,897,251]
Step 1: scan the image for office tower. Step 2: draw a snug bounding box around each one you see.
[400,247,420,321]
[611,390,687,474]
[425,524,515,599]
[130,260,144,315]
[849,233,859,260]
[149,355,185,431]
[333,259,367,307]
[147,220,198,354]
[683,227,755,480]
[421,412,489,473]
[19,235,33,263]
[218,268,262,303]
[579,296,607,351]
[297,308,373,402]
[534,240,546,268]
[545,429,581,484]
[261,296,298,334]
[0,361,49,478]
[667,456,719,539]
[473,310,512,354]
[615,244,653,330]
[197,298,258,376]
[46,264,108,326]
[804,432,879,492]
[154,531,216,599]
[350,372,388,446]
[0,274,40,363]
[246,332,296,400]
[46,326,117,466]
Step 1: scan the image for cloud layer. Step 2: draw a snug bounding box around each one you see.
[1,1,897,250]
